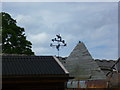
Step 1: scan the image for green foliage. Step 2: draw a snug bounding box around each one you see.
[1,12,34,55]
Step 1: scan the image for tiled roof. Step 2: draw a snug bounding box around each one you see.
[2,56,68,76]
[95,59,116,70]
[94,59,117,76]
[64,42,106,80]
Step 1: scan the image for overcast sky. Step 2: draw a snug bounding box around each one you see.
[2,2,118,60]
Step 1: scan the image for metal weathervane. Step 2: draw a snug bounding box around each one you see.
[50,34,67,57]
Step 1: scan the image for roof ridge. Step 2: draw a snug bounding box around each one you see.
[53,56,69,74]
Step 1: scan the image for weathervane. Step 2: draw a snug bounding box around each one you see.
[50,34,67,57]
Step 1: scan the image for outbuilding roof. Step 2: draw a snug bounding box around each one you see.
[64,42,106,80]
[95,59,116,70]
[2,55,69,76]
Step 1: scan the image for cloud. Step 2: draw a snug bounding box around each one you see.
[28,32,50,45]
[0,3,2,12]
[2,2,118,59]
[27,32,53,55]
[1,0,119,2]
[33,47,49,55]
[15,15,34,26]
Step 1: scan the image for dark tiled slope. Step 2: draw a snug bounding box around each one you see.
[2,56,65,76]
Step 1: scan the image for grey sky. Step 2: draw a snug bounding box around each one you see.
[2,2,118,60]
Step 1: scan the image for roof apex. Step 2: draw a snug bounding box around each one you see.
[65,42,106,80]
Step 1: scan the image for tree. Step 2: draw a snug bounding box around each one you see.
[1,12,34,55]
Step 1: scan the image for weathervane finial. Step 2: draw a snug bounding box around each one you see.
[50,34,67,57]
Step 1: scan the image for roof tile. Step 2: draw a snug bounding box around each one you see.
[2,56,67,76]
